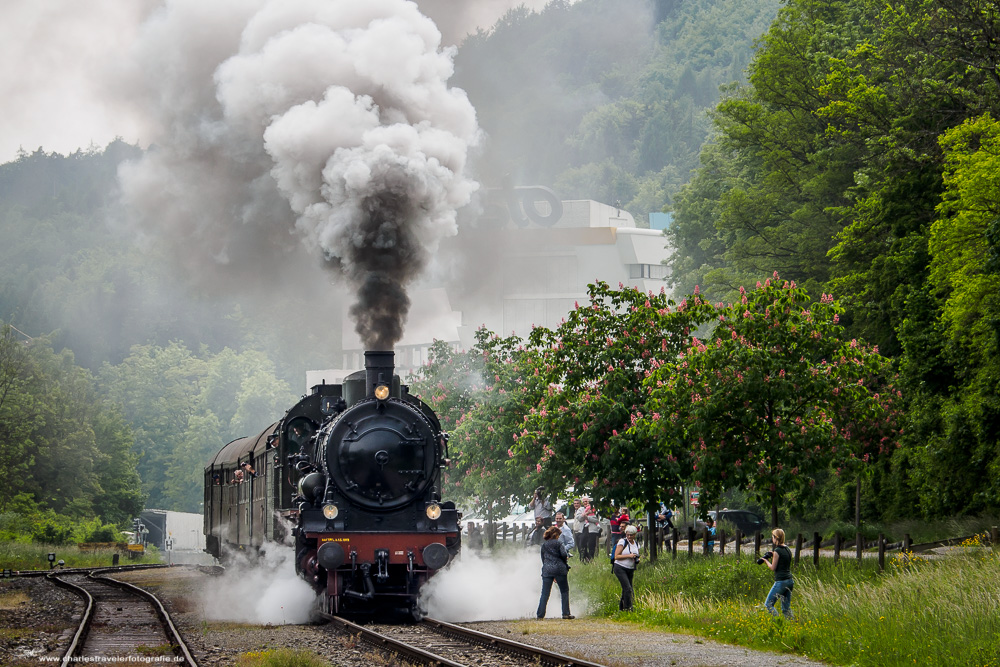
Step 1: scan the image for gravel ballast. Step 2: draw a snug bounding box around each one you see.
[16,567,827,666]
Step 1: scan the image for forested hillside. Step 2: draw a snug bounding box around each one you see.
[0,147,304,515]
[667,0,1000,517]
[454,0,780,220]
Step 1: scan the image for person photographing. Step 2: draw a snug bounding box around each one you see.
[757,528,794,619]
[529,486,554,527]
[612,524,640,612]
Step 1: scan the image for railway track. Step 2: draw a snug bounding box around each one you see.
[324,613,606,667]
[48,565,198,667]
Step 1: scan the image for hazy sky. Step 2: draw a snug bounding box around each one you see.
[0,0,550,164]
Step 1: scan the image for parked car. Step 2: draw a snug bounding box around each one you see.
[695,509,767,535]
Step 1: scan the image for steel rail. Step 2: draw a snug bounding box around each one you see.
[49,564,199,667]
[423,617,608,667]
[45,572,94,667]
[323,613,467,667]
[91,567,199,666]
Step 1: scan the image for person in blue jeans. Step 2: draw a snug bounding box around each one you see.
[762,528,794,618]
[536,526,574,619]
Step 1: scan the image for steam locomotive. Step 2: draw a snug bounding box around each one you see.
[203,351,461,616]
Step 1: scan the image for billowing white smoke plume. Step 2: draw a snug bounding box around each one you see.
[198,544,317,624]
[117,0,480,349]
[419,550,589,621]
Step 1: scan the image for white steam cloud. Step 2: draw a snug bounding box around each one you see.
[419,550,589,621]
[198,544,317,625]
[116,0,481,349]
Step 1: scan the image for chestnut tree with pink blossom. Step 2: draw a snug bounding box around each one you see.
[415,330,553,520]
[634,274,902,526]
[502,281,716,517]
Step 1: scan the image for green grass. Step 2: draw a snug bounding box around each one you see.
[572,537,1000,666]
[233,649,333,667]
[0,540,161,570]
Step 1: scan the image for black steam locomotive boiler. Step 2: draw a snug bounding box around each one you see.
[204,351,461,616]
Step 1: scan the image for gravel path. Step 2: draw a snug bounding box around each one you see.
[461,619,827,667]
[90,568,827,667]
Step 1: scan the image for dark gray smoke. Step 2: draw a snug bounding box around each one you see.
[116,0,481,349]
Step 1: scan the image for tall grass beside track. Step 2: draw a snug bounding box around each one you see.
[573,536,1000,666]
[0,540,161,570]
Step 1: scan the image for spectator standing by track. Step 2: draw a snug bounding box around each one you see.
[609,506,630,556]
[579,497,599,562]
[612,525,640,612]
[526,517,545,547]
[536,526,574,619]
[761,528,794,619]
[529,486,555,527]
[554,512,575,556]
[656,502,674,550]
[466,522,483,553]
[571,498,585,553]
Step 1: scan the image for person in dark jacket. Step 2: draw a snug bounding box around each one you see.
[525,516,545,547]
[536,526,574,619]
[466,522,483,553]
[762,528,794,618]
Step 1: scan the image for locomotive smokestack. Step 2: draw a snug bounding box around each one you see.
[365,351,395,397]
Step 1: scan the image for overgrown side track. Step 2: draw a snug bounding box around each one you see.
[48,566,198,667]
[322,613,606,667]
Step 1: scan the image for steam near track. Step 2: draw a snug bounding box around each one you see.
[419,549,590,622]
[197,544,316,625]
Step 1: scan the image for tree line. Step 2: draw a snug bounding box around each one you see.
[666,0,1000,519]
[410,279,900,527]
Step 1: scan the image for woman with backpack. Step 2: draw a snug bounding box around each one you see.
[612,524,640,611]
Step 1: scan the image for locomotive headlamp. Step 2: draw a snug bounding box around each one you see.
[322,504,339,520]
[425,503,442,520]
[374,384,390,400]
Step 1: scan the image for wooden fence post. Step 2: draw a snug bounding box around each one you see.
[754,531,761,558]
[834,532,841,564]
[671,528,678,560]
[687,527,695,558]
[991,526,999,548]
[502,523,509,542]
[813,531,820,567]
[878,533,885,572]
[702,527,710,556]
[903,533,911,553]
[856,532,863,564]
[794,533,803,565]
[735,529,742,560]
[719,529,727,555]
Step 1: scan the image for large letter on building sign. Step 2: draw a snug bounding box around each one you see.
[502,175,563,228]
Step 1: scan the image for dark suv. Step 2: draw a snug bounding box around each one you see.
[697,509,767,535]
